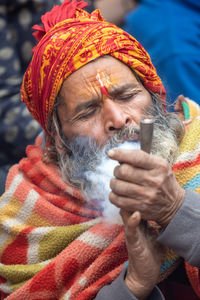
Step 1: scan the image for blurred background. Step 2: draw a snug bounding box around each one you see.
[0,0,60,193]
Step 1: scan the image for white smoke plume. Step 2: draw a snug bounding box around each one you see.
[84,141,141,223]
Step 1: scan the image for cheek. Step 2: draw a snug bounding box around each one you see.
[122,93,152,123]
[79,119,103,138]
[62,116,104,142]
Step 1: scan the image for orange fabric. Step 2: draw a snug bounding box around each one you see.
[0,136,193,299]
[21,0,165,132]
[185,262,200,298]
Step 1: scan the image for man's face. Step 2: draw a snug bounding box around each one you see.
[58,56,152,146]
[52,57,181,215]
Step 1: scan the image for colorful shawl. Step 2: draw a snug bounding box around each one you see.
[21,0,165,132]
[172,98,200,298]
[0,99,200,299]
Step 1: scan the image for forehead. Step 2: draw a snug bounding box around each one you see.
[59,56,140,104]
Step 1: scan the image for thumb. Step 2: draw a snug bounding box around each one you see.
[121,210,143,244]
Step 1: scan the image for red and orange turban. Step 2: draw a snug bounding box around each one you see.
[21,0,165,132]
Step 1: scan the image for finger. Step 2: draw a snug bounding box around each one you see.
[121,210,141,239]
[113,163,161,186]
[108,149,156,170]
[122,211,143,248]
[113,164,144,184]
[124,210,141,227]
[109,191,148,212]
[120,209,132,224]
[174,94,185,111]
[120,211,150,244]
[183,119,192,126]
[110,178,153,198]
[125,214,164,261]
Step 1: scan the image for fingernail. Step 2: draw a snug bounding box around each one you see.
[132,211,139,218]
[107,149,115,157]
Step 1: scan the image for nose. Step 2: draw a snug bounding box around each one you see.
[103,98,131,133]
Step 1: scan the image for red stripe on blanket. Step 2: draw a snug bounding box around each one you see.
[1,227,34,264]
[173,152,200,171]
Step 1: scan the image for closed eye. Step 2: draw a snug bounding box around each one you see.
[117,91,141,102]
[75,106,100,121]
[120,94,135,101]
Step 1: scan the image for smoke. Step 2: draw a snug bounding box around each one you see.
[55,110,180,224]
[84,141,140,223]
[57,119,179,223]
[57,126,140,223]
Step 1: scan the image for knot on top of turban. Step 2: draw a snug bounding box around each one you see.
[32,0,88,43]
[21,0,165,133]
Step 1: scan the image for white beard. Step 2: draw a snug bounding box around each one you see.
[57,116,180,224]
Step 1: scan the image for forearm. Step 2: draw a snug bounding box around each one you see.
[158,189,200,266]
[95,268,164,300]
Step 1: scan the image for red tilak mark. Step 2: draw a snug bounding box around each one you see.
[96,73,110,98]
[100,85,109,98]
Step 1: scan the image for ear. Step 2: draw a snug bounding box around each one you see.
[165,113,185,144]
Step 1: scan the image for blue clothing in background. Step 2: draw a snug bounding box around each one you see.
[123,0,200,107]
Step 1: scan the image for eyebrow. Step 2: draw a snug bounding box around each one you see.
[108,83,140,98]
[74,83,140,114]
[74,98,101,114]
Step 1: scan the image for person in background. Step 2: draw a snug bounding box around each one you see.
[85,0,136,26]
[0,1,200,299]
[123,0,200,107]
[0,0,60,194]
[87,0,200,108]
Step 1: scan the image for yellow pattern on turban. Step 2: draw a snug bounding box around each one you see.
[21,0,165,132]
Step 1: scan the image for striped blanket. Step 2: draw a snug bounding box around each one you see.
[0,99,200,299]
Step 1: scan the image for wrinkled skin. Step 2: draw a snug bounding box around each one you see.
[108,147,185,296]
[121,210,165,299]
[58,56,186,298]
[108,148,185,228]
[58,56,152,146]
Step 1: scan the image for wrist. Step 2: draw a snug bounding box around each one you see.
[124,269,155,300]
[159,188,186,228]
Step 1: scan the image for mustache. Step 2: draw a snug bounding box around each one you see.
[43,93,182,222]
[57,125,141,191]
[48,92,183,192]
[66,125,139,159]
[58,117,180,194]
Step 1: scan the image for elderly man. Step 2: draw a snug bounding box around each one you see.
[0,1,200,299]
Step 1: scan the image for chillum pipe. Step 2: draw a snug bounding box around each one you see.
[139,118,154,154]
[139,118,154,229]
